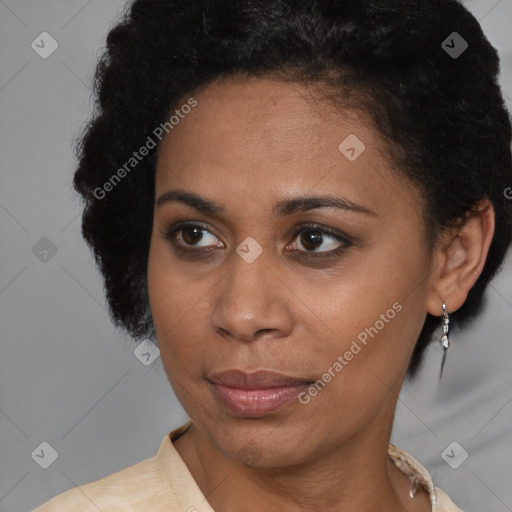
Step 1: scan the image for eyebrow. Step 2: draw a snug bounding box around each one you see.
[156,189,376,217]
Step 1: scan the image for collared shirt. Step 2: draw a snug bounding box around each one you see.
[32,422,465,512]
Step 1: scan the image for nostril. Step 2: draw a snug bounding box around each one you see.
[256,329,273,336]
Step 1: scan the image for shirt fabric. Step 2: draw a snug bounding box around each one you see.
[32,421,464,512]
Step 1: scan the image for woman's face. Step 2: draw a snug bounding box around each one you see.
[148,76,435,468]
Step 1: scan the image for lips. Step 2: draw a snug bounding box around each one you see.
[208,369,312,417]
[209,369,310,389]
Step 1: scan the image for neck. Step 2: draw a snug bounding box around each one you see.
[173,412,430,512]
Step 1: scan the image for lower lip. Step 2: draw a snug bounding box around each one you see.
[210,382,309,417]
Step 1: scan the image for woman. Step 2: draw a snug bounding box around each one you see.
[32,0,512,511]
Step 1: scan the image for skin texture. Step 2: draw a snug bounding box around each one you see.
[147,76,495,512]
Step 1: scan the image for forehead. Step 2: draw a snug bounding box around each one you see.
[154,76,420,220]
[159,76,373,166]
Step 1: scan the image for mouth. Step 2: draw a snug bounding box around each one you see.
[207,369,312,417]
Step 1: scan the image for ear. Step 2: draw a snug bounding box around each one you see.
[426,199,495,316]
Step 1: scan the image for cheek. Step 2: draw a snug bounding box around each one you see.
[147,232,192,330]
[147,239,210,378]
[300,298,421,439]
[147,240,183,354]
[309,243,429,392]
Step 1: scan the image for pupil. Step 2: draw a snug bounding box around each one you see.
[183,227,203,245]
[301,231,322,250]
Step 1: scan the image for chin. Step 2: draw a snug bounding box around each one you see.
[203,416,316,469]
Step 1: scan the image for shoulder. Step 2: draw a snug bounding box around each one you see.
[31,455,168,512]
[31,423,195,512]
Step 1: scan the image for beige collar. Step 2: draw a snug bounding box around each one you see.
[388,443,438,509]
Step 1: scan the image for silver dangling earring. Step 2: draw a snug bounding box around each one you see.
[439,303,450,380]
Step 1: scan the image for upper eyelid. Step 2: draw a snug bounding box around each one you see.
[171,221,222,240]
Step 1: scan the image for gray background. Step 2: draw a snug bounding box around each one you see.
[0,1,510,511]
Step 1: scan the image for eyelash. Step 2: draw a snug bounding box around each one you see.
[160,221,353,258]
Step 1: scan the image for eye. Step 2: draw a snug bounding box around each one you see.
[160,221,352,256]
[287,223,352,256]
[161,222,223,250]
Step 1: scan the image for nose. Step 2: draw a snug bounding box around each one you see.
[210,250,294,343]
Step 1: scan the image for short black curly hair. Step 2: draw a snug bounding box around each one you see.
[73,0,512,378]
